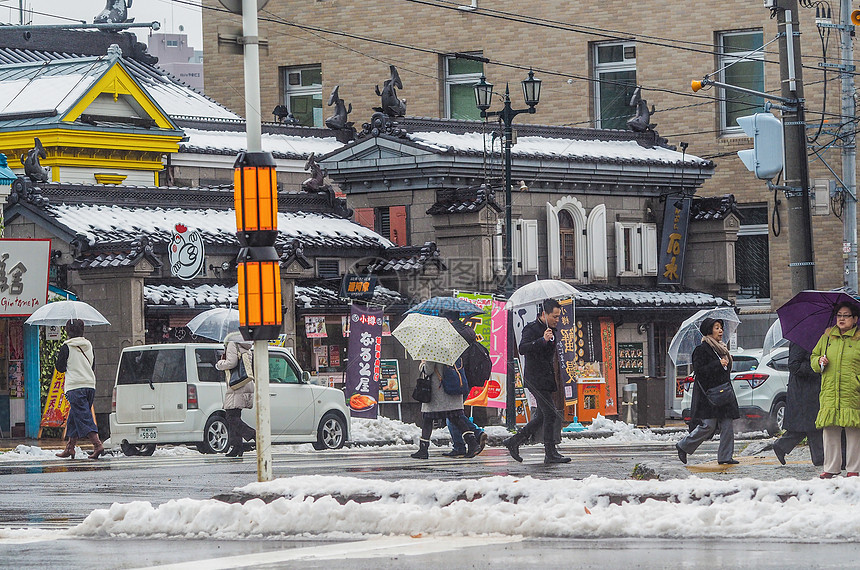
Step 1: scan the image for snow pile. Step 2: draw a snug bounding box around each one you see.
[583,415,681,443]
[67,474,860,540]
[0,445,73,461]
[152,446,201,457]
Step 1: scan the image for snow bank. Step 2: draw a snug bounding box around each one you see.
[67,474,860,540]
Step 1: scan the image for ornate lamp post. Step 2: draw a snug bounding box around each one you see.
[474,70,541,427]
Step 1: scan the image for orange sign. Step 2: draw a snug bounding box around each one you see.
[40,369,69,428]
[599,317,618,415]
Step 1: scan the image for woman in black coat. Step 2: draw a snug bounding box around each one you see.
[676,317,740,465]
[773,342,824,466]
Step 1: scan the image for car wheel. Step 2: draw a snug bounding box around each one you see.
[312,412,346,450]
[768,400,786,436]
[120,442,157,457]
[201,414,230,454]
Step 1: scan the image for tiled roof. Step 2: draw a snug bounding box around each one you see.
[366,242,446,273]
[426,185,502,215]
[690,195,740,221]
[295,283,408,311]
[178,125,342,160]
[145,284,238,308]
[573,284,732,311]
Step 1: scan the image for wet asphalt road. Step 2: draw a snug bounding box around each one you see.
[2,438,855,569]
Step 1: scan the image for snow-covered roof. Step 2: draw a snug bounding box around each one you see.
[47,203,393,249]
[406,130,711,167]
[0,57,107,120]
[180,127,342,160]
[574,285,731,310]
[0,47,239,122]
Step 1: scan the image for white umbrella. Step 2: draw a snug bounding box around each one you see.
[25,300,110,326]
[505,279,579,310]
[761,319,788,358]
[667,307,740,366]
[392,313,468,366]
[186,308,240,342]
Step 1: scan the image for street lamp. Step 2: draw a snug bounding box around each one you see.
[474,69,541,427]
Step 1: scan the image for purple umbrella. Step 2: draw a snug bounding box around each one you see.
[776,290,860,352]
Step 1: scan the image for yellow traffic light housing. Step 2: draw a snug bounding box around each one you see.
[851,9,860,25]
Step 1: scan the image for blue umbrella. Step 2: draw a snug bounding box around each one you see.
[405,296,484,318]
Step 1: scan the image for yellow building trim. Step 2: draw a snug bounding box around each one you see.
[93,173,128,185]
[52,165,60,182]
[47,156,164,171]
[63,62,176,129]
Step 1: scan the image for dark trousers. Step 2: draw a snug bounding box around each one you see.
[774,429,824,467]
[421,413,471,440]
[225,408,256,450]
[517,388,558,445]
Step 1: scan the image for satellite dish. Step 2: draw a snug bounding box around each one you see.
[217,0,270,13]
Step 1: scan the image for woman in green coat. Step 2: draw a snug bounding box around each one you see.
[810,301,860,479]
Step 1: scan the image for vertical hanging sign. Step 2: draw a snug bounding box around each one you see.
[658,197,691,285]
[344,305,383,418]
[556,298,579,406]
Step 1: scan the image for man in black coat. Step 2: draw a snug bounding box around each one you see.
[503,299,570,464]
[773,342,824,467]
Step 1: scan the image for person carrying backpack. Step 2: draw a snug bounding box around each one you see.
[441,310,488,458]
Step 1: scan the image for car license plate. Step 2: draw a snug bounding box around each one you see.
[138,427,157,441]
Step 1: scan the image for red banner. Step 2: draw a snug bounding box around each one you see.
[599,317,618,415]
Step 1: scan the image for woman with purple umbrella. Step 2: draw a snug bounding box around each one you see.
[810,301,860,479]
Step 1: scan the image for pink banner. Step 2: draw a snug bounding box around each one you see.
[466,300,507,409]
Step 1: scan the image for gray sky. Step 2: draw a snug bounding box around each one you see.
[2,1,203,51]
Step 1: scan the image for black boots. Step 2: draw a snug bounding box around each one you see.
[543,443,571,464]
[87,432,104,460]
[225,446,243,457]
[503,435,523,462]
[463,431,480,458]
[56,438,77,459]
[411,438,430,459]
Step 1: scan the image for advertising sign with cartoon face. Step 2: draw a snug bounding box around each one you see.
[168,224,204,280]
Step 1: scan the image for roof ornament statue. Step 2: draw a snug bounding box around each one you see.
[21,138,48,183]
[301,153,353,218]
[325,86,356,144]
[280,239,312,270]
[374,65,407,117]
[272,105,299,125]
[94,0,134,24]
[6,176,49,208]
[626,87,656,133]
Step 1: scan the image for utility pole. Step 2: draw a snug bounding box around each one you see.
[840,0,858,292]
[778,1,816,294]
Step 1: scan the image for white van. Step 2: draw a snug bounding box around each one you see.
[109,343,350,455]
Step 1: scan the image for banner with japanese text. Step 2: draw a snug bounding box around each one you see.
[455,292,492,349]
[464,298,508,409]
[0,239,50,317]
[556,299,579,406]
[657,197,691,285]
[599,317,618,415]
[40,370,69,429]
[344,305,383,418]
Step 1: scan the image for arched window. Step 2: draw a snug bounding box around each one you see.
[558,210,577,279]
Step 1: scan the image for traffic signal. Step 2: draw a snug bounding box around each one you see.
[852,9,860,25]
[736,113,784,180]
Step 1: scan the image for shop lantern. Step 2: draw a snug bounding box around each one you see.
[234,151,283,340]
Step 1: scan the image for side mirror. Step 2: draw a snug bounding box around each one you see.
[302,370,311,383]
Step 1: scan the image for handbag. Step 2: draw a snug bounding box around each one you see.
[229,352,254,391]
[441,358,470,396]
[412,370,432,403]
[704,381,734,408]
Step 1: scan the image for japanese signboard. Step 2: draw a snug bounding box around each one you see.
[0,239,50,317]
[455,292,493,348]
[618,342,645,374]
[40,370,69,429]
[378,359,402,403]
[462,297,508,409]
[599,317,618,415]
[657,197,691,285]
[556,298,579,406]
[340,275,377,300]
[168,224,205,280]
[344,305,383,418]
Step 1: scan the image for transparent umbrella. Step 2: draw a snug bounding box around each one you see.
[667,307,740,366]
[186,308,240,342]
[505,279,579,310]
[761,319,788,358]
[25,300,110,326]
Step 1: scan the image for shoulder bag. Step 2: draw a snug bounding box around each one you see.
[229,352,254,390]
[412,369,432,403]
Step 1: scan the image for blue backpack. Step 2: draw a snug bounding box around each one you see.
[441,357,471,395]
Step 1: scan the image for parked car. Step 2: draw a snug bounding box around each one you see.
[680,347,789,435]
[109,343,350,456]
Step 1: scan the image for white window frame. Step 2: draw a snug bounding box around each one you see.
[444,54,484,120]
[718,30,764,134]
[593,41,636,129]
[615,222,657,277]
[493,219,538,276]
[283,65,323,127]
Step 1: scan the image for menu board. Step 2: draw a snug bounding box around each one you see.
[378,359,402,403]
[618,342,644,374]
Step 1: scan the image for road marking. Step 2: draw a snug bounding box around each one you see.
[135,535,523,569]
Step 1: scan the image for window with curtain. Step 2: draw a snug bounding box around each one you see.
[282,65,323,127]
[445,55,483,121]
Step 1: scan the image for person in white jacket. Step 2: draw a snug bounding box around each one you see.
[54,319,104,459]
[215,331,256,457]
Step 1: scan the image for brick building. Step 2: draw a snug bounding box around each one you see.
[201,0,853,344]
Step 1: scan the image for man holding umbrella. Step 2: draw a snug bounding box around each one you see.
[503,299,570,464]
